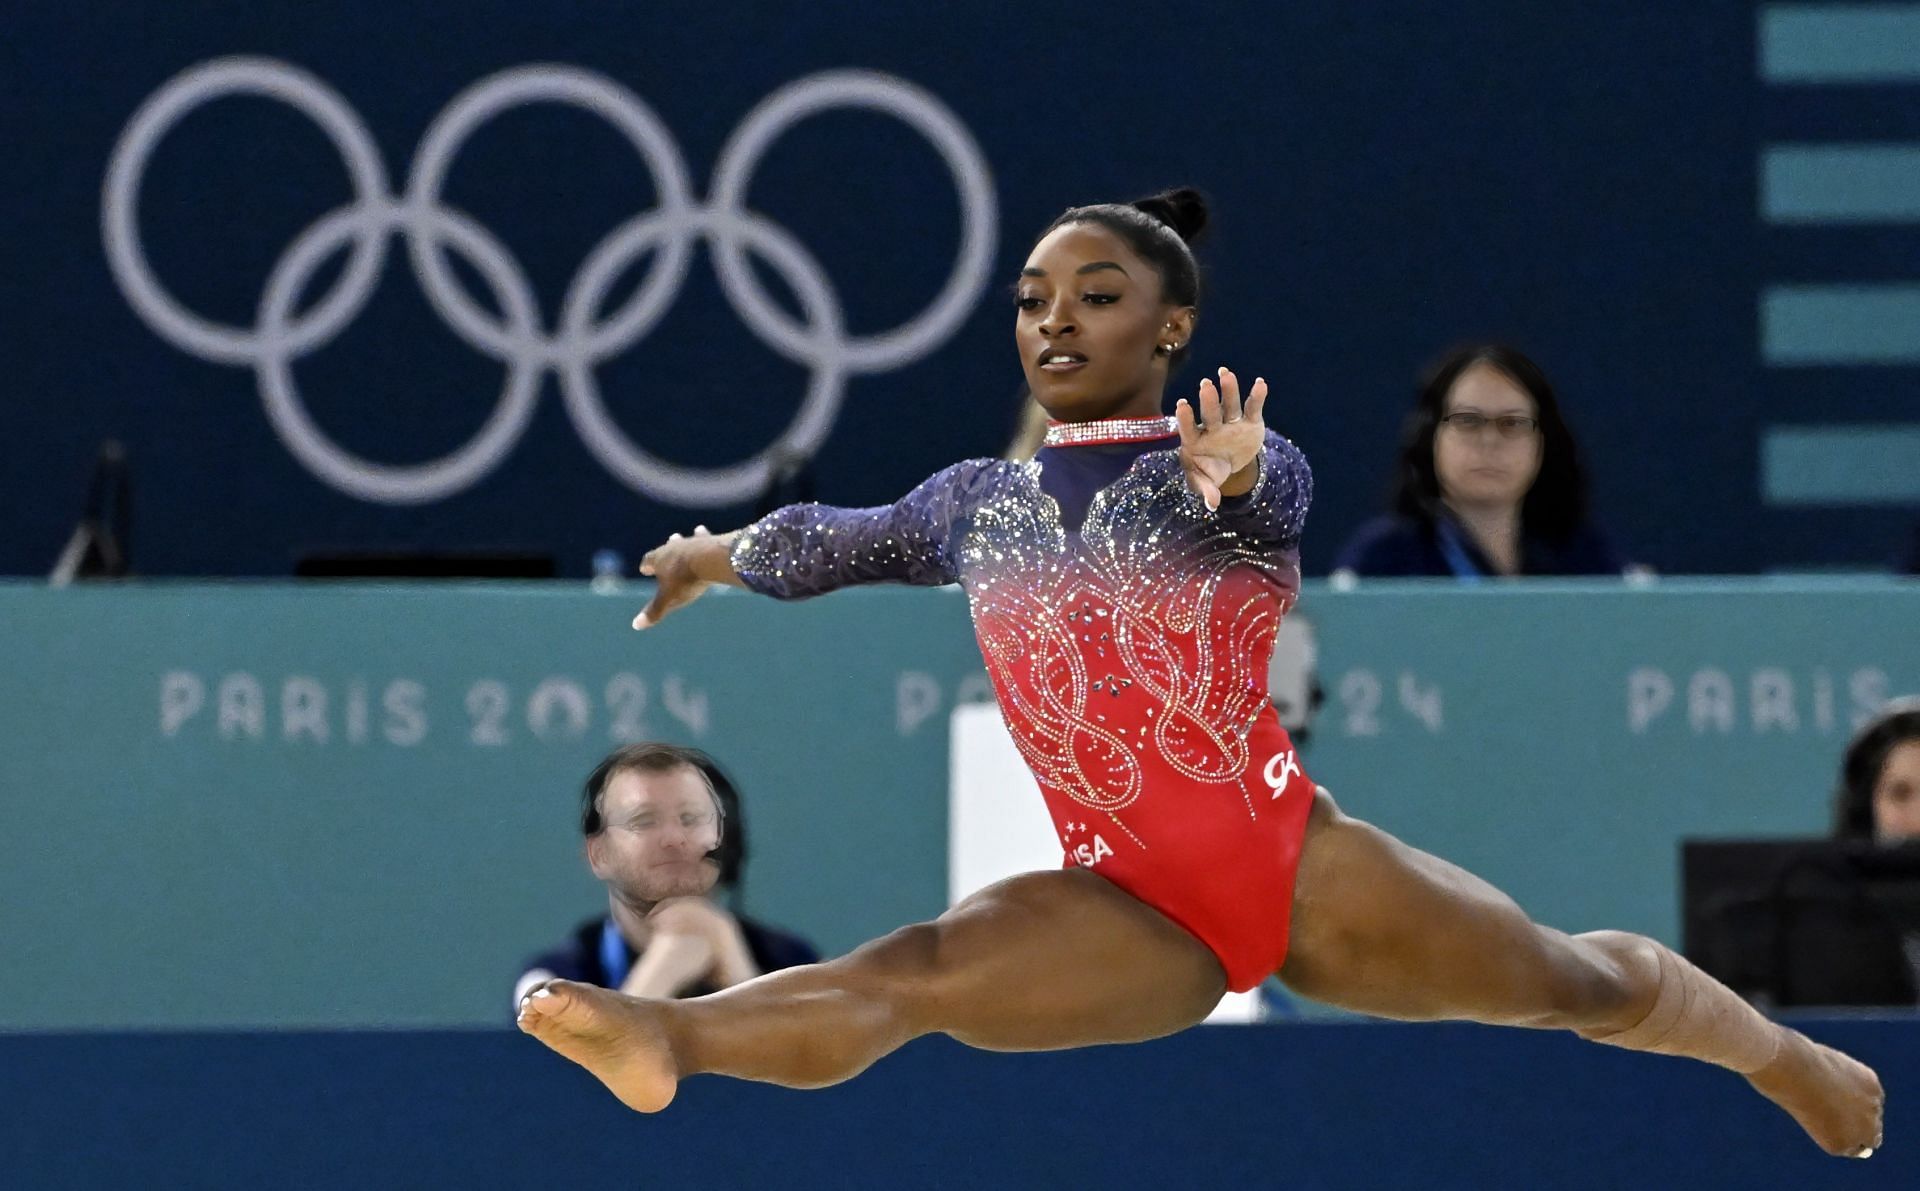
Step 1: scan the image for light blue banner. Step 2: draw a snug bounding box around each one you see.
[1764,424,1920,504]
[2,579,1916,1028]
[1762,144,1920,222]
[1761,284,1920,365]
[1760,4,1920,83]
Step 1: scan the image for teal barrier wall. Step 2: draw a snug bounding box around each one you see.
[2,579,1915,1028]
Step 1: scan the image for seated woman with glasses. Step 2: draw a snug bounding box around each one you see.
[1331,343,1631,580]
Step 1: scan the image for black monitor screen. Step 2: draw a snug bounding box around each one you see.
[1682,838,1920,1010]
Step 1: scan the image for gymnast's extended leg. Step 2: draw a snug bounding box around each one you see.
[517,867,1225,1112]
[1275,788,1884,1158]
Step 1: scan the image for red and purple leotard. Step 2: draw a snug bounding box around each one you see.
[731,417,1316,992]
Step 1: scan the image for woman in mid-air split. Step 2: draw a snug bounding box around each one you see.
[519,188,1882,1158]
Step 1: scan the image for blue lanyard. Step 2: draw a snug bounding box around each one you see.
[1434,517,1485,583]
[599,918,633,987]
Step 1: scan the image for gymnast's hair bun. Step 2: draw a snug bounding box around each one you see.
[1131,187,1209,246]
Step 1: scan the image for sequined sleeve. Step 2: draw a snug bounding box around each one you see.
[1211,430,1314,551]
[729,460,1000,599]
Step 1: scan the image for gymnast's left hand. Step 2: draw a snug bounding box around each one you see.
[633,525,741,630]
[1175,367,1267,512]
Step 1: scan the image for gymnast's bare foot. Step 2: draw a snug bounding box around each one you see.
[1745,1028,1884,1158]
[517,980,680,1113]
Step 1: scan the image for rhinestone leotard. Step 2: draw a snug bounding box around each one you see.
[731,419,1317,991]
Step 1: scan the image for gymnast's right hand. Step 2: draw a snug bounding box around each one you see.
[633,525,738,630]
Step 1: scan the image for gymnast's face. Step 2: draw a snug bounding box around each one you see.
[1014,222,1194,422]
[1433,364,1543,512]
[1872,740,1920,843]
[586,765,722,905]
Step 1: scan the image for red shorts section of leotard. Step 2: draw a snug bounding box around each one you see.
[1041,709,1314,992]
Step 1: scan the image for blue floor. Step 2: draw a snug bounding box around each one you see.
[1,1018,1911,1189]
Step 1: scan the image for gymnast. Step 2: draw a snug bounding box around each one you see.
[519,188,1882,1158]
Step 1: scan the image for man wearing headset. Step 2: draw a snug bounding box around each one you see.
[514,743,819,1012]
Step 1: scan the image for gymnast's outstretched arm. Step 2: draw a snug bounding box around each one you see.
[628,458,1000,629]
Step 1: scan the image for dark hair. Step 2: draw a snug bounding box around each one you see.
[1832,698,1920,840]
[581,742,747,888]
[1388,343,1592,545]
[1042,187,1208,365]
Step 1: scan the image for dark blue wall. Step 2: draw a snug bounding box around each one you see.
[2,1020,1911,1189]
[5,2,1914,576]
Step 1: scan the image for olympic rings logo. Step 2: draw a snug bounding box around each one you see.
[102,57,997,505]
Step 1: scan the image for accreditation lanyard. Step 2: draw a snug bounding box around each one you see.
[599,918,634,988]
[1434,517,1486,583]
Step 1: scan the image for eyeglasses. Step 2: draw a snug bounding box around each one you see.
[1439,411,1539,440]
[613,810,719,836]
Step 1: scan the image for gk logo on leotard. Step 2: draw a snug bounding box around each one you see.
[1263,749,1301,799]
[102,58,996,506]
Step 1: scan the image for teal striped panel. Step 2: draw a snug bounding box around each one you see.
[1764,424,1920,504]
[1761,5,1920,82]
[1762,285,1920,364]
[1763,144,1920,222]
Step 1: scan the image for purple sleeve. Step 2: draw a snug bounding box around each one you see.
[728,460,996,600]
[1212,430,1314,551]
